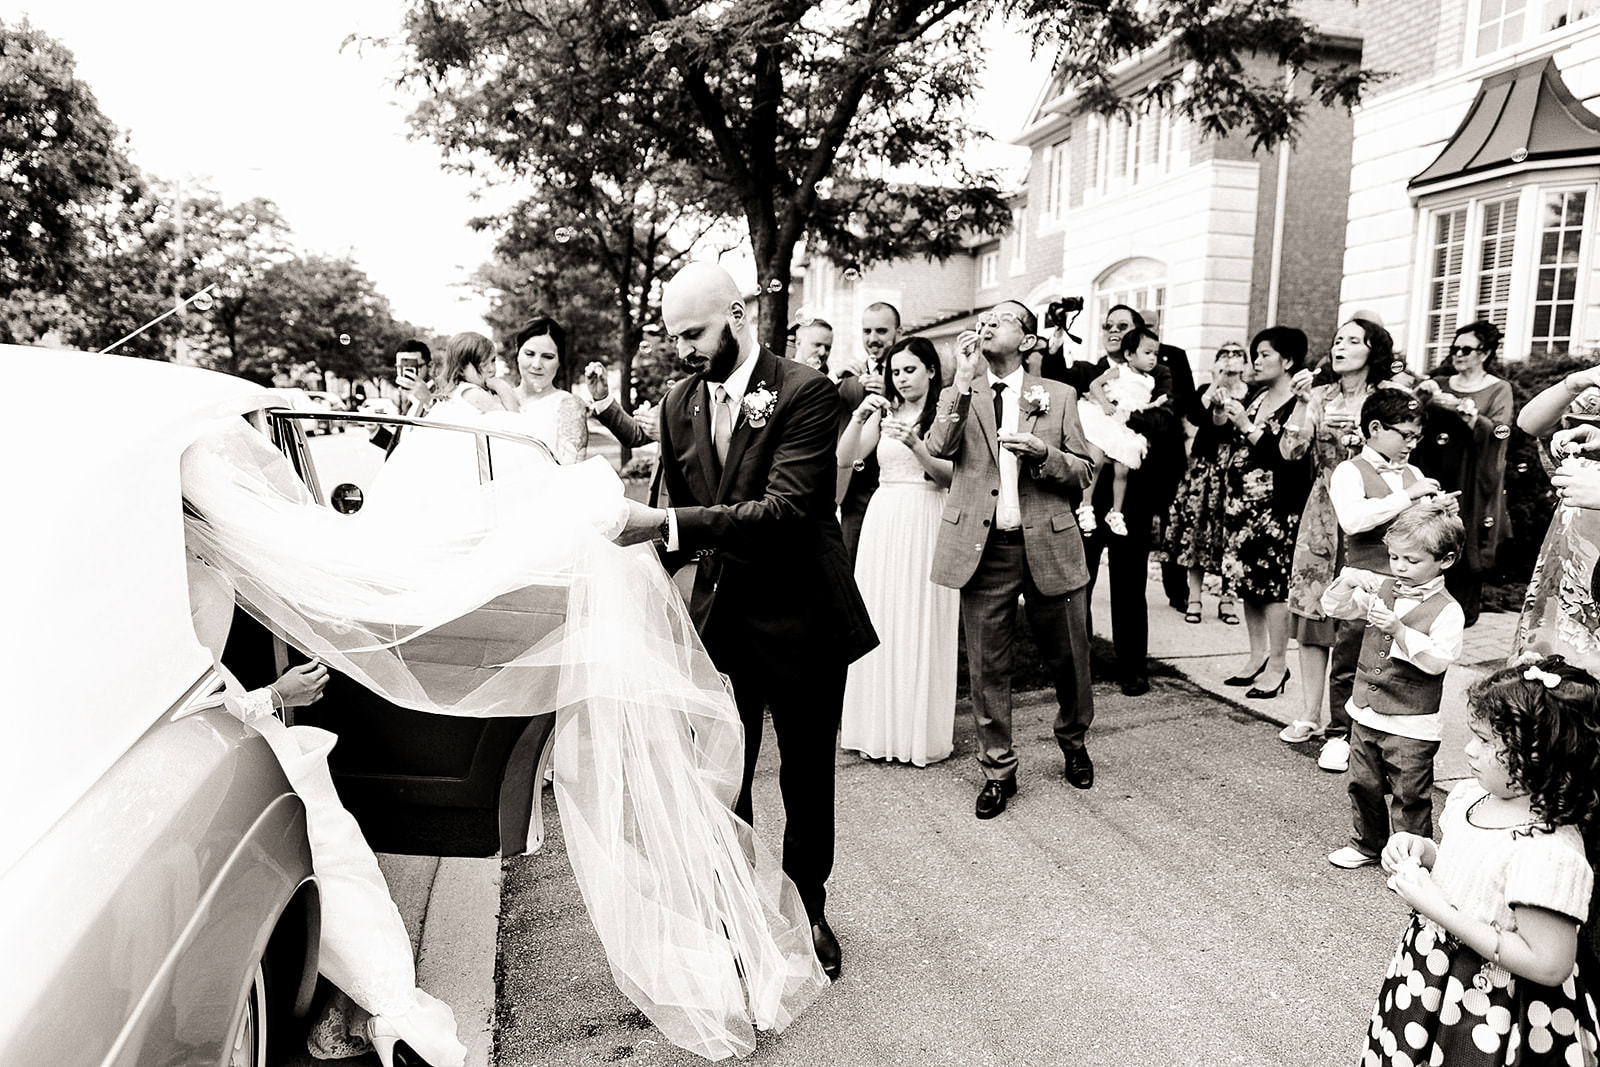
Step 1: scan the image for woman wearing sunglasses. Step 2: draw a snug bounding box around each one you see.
[1407,321,1513,626]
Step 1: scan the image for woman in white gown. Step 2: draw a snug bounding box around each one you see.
[836,337,960,765]
[509,317,588,464]
[185,556,466,1067]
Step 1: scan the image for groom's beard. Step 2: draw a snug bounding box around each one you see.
[688,323,742,383]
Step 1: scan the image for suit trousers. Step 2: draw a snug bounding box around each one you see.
[1347,721,1439,857]
[725,660,847,921]
[960,537,1094,782]
[1082,527,1150,684]
[1326,618,1363,740]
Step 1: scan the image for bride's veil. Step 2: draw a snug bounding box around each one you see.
[179,419,825,1059]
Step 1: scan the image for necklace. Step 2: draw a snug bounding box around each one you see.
[1465,792,1538,830]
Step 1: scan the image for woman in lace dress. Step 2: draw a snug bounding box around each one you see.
[510,317,589,464]
[836,337,958,765]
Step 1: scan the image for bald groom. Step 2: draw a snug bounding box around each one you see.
[612,262,877,981]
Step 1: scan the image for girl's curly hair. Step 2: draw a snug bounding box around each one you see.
[1467,655,1600,835]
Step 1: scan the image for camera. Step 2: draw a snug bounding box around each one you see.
[1045,296,1084,331]
[395,353,426,383]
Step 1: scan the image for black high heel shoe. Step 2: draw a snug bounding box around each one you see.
[1246,669,1291,699]
[1223,660,1268,687]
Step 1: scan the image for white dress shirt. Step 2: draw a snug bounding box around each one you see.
[1328,445,1422,535]
[987,366,1025,531]
[1320,569,1463,741]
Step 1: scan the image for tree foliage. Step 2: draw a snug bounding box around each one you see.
[0,17,132,298]
[0,22,425,382]
[1023,0,1376,150]
[392,0,1013,351]
[393,0,1369,351]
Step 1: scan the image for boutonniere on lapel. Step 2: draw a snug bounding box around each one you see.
[742,382,777,427]
[1021,384,1051,418]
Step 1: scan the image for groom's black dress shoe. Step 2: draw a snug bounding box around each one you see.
[811,918,842,981]
[1063,748,1095,790]
[975,778,1017,819]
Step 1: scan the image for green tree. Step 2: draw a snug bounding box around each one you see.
[392,0,1367,352]
[0,18,132,300]
[238,254,408,383]
[397,0,734,420]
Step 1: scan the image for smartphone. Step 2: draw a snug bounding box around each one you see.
[396,355,424,383]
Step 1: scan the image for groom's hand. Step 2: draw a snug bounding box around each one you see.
[614,499,669,546]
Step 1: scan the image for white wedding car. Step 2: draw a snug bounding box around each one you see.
[0,348,563,1067]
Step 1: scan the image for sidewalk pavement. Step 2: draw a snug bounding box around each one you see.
[1087,564,1521,791]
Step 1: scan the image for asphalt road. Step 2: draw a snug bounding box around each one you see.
[493,674,1411,1067]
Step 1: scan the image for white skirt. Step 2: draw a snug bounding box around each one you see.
[1077,399,1148,468]
[839,482,959,765]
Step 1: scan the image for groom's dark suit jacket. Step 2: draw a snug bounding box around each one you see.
[657,347,877,677]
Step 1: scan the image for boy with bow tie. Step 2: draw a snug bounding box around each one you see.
[1312,389,1449,774]
[1319,489,1465,871]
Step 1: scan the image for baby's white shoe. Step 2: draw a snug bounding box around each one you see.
[1105,510,1128,536]
[1075,503,1097,534]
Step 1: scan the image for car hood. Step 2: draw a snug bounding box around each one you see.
[0,346,281,875]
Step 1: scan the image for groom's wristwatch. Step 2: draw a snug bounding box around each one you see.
[658,514,672,545]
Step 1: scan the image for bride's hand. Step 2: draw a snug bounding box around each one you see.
[273,661,329,708]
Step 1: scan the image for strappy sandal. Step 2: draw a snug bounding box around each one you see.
[1218,599,1240,625]
[1184,599,1203,624]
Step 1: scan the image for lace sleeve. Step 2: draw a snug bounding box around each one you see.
[233,687,277,724]
[557,394,589,464]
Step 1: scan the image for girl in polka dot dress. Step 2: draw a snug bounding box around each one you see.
[1364,656,1600,1066]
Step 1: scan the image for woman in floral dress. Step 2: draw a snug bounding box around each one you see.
[1217,327,1311,698]
[1162,341,1249,624]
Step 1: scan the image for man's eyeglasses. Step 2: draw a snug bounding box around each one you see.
[1382,424,1423,444]
[1217,347,1247,356]
[977,311,1024,329]
[1447,344,1483,356]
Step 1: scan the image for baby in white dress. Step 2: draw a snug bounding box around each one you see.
[1076,327,1168,536]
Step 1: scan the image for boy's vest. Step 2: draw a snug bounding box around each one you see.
[1343,457,1418,572]
[1354,579,1456,718]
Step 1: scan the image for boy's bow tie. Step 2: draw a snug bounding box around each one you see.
[1371,460,1410,474]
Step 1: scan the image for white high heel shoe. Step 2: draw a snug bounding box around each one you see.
[363,1017,411,1067]
[363,1012,466,1067]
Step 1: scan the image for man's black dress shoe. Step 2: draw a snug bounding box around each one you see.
[1063,748,1095,789]
[811,917,841,980]
[1119,675,1151,697]
[974,777,1017,819]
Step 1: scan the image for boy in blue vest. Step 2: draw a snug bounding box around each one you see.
[1319,497,1464,868]
[1314,389,1445,774]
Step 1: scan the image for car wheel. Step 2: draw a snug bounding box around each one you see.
[227,961,269,1067]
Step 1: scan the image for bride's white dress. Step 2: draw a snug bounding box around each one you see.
[179,418,825,1061]
[838,433,959,765]
[187,558,465,1067]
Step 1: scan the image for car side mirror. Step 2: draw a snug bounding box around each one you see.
[330,483,364,514]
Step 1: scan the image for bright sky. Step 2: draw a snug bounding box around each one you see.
[8,1,1051,335]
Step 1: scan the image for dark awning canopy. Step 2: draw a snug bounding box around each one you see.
[1409,57,1600,192]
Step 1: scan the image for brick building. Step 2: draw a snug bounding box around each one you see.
[1339,0,1600,365]
[792,1,1363,378]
